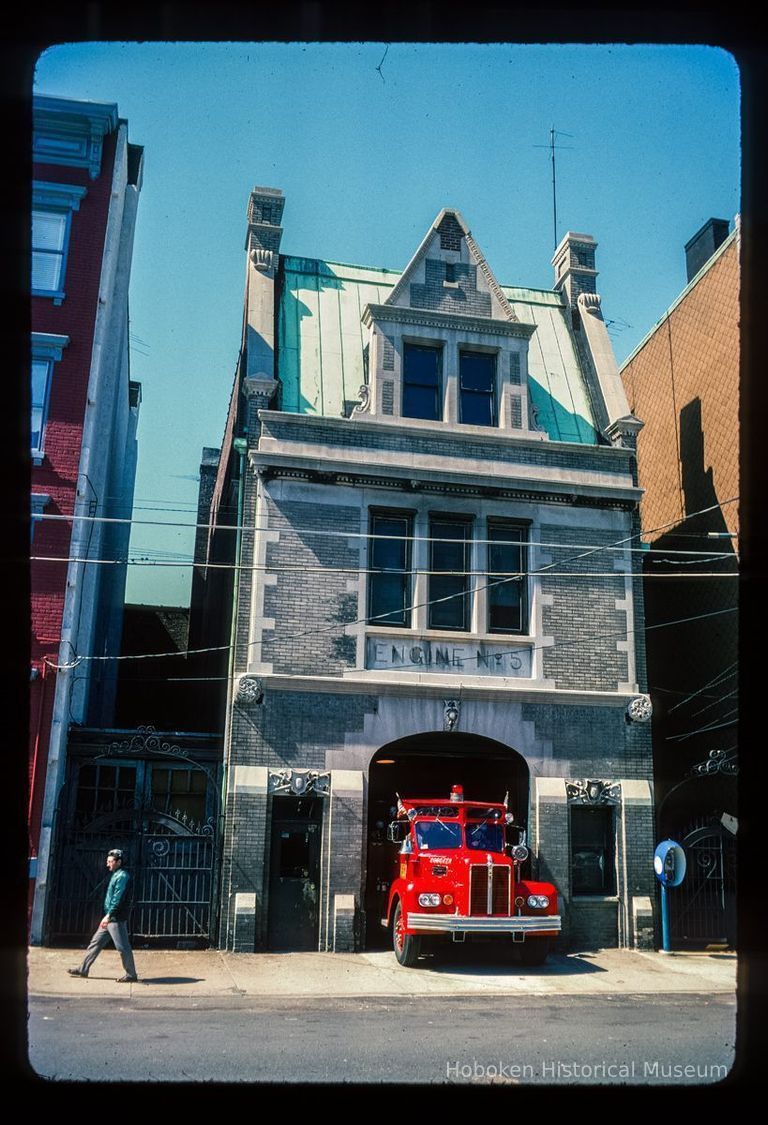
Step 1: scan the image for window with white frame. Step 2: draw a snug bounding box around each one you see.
[31,182,87,304]
[459,350,496,426]
[402,343,442,421]
[368,511,413,627]
[367,509,531,639]
[487,522,529,634]
[428,517,472,630]
[31,333,69,462]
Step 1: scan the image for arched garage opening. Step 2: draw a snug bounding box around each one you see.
[364,732,530,948]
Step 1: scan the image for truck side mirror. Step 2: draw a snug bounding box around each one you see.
[387,821,409,844]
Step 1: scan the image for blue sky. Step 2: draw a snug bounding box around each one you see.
[33,42,741,607]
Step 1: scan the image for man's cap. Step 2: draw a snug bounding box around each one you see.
[107,849,124,860]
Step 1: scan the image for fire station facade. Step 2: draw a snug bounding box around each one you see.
[197,188,657,954]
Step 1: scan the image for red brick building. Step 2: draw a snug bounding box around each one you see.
[29,96,143,940]
[620,218,738,947]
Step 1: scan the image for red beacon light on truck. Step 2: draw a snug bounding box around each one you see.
[383,785,561,968]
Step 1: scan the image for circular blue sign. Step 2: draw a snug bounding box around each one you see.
[654,840,687,887]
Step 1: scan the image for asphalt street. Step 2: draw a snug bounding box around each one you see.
[28,992,736,1084]
[22,944,739,1085]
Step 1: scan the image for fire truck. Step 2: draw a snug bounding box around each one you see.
[382,785,561,967]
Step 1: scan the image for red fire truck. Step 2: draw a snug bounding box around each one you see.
[382,785,560,967]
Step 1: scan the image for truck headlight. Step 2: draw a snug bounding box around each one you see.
[511,845,529,862]
[418,893,442,908]
[527,894,550,909]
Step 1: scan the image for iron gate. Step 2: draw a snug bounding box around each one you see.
[669,816,737,947]
[47,734,220,946]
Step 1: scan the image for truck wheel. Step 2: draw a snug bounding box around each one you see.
[393,902,422,967]
[516,940,550,966]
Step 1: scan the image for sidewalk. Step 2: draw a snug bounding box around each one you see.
[28,945,738,1000]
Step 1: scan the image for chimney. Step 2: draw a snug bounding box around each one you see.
[552,231,598,308]
[684,218,729,283]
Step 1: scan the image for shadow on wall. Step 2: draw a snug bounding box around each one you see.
[528,374,599,444]
[644,395,738,807]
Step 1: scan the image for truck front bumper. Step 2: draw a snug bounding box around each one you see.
[406,913,561,935]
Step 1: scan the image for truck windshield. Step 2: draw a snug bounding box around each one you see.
[466,822,505,851]
[414,820,462,850]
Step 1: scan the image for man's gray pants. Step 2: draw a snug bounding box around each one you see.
[78,921,137,978]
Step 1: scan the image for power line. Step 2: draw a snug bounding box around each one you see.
[33,494,739,551]
[665,711,739,742]
[668,663,738,714]
[40,495,740,671]
[29,553,739,579]
[43,604,738,676]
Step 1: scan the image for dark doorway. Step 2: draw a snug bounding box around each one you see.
[267,796,323,951]
[364,732,529,948]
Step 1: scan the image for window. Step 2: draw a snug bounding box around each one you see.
[487,522,528,634]
[402,343,442,421]
[368,512,412,627]
[459,350,496,426]
[30,333,69,462]
[31,182,87,303]
[571,806,616,895]
[428,518,471,631]
[31,358,52,454]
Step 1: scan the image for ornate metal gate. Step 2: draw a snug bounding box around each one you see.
[669,816,737,947]
[47,728,220,946]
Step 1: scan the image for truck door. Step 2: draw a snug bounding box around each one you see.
[267,796,322,950]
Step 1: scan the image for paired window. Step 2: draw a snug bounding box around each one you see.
[368,512,529,635]
[401,345,498,427]
[402,343,442,421]
[31,181,87,303]
[570,806,616,895]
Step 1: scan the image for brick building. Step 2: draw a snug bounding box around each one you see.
[620,218,739,947]
[194,188,658,954]
[29,96,143,941]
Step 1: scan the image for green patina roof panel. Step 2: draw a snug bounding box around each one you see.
[277,258,598,444]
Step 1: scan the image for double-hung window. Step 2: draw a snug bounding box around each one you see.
[459,350,496,426]
[487,522,528,634]
[368,512,412,627]
[402,343,442,421]
[31,333,69,463]
[32,182,87,304]
[428,517,471,631]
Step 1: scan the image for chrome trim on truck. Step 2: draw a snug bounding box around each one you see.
[407,913,562,933]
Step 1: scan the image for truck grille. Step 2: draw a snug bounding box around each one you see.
[469,865,511,916]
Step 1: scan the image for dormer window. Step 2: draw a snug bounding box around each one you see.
[459,351,496,427]
[402,343,442,421]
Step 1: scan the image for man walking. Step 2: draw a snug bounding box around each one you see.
[68,848,138,982]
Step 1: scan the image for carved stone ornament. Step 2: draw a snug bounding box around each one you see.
[528,400,547,433]
[268,769,331,796]
[351,384,371,415]
[444,699,461,732]
[626,694,653,723]
[249,248,275,272]
[578,292,603,317]
[566,779,622,805]
[235,675,264,705]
